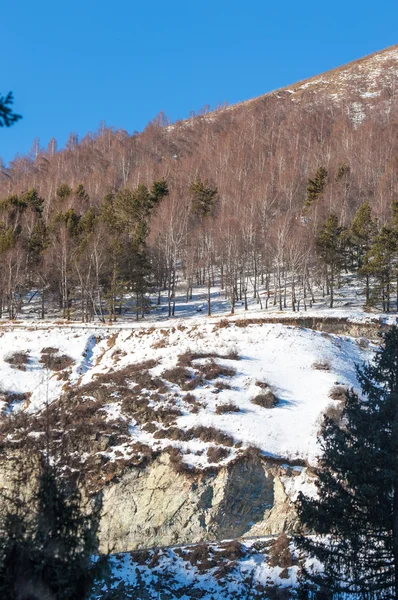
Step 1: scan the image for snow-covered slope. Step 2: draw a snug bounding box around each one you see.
[0,319,373,469]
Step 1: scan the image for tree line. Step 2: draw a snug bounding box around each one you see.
[1,165,398,320]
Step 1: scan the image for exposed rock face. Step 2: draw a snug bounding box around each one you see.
[99,453,305,552]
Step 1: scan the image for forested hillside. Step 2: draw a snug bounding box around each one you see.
[0,45,397,321]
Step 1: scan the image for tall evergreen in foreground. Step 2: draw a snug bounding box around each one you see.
[296,326,398,598]
[0,459,104,600]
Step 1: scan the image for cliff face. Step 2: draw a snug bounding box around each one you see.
[99,452,308,553]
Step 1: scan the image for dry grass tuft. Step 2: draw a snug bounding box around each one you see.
[213,318,230,331]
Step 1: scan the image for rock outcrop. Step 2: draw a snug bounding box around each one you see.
[99,452,307,552]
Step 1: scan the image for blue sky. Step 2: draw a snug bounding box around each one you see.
[1,0,397,164]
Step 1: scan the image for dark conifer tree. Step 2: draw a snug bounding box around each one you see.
[304,166,328,210]
[316,213,344,308]
[364,225,397,312]
[0,92,21,127]
[296,326,398,598]
[189,176,218,219]
[349,202,376,305]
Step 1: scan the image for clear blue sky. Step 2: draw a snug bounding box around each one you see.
[1,0,397,164]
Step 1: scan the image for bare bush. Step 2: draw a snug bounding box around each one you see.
[215,403,240,414]
[199,360,236,380]
[40,353,74,371]
[324,403,344,425]
[214,380,231,390]
[328,384,347,402]
[163,366,193,386]
[186,543,217,572]
[207,446,230,463]
[41,347,59,355]
[312,360,331,371]
[217,540,245,560]
[252,389,278,408]
[213,318,229,330]
[5,352,29,371]
[268,533,293,568]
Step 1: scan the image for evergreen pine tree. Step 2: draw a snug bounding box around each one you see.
[0,458,104,600]
[0,92,21,127]
[304,167,328,210]
[349,202,376,305]
[364,225,397,312]
[189,176,218,219]
[316,214,344,308]
[296,326,398,597]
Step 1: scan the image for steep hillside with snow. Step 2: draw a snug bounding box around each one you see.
[0,320,372,468]
[0,317,376,553]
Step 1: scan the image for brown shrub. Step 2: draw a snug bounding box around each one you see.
[324,403,344,425]
[165,446,190,474]
[199,360,236,380]
[5,352,29,370]
[183,393,204,412]
[207,446,230,463]
[163,366,193,386]
[153,426,187,441]
[215,403,240,414]
[255,380,269,389]
[151,338,166,349]
[191,425,234,446]
[213,318,230,330]
[234,318,250,328]
[328,384,347,402]
[312,360,331,371]
[40,353,73,371]
[268,533,293,568]
[214,380,231,390]
[179,350,239,367]
[41,347,59,355]
[157,425,234,446]
[224,349,240,360]
[252,389,278,408]
[131,371,168,393]
[186,543,217,572]
[217,540,245,560]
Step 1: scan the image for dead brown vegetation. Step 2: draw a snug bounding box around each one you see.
[198,360,236,381]
[268,533,294,568]
[40,353,74,371]
[5,352,29,370]
[328,384,348,402]
[215,403,240,414]
[252,389,278,408]
[206,446,230,463]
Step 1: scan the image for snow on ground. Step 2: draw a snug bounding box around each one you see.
[8,269,398,327]
[97,321,371,465]
[96,537,301,599]
[0,318,374,468]
[0,328,96,413]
